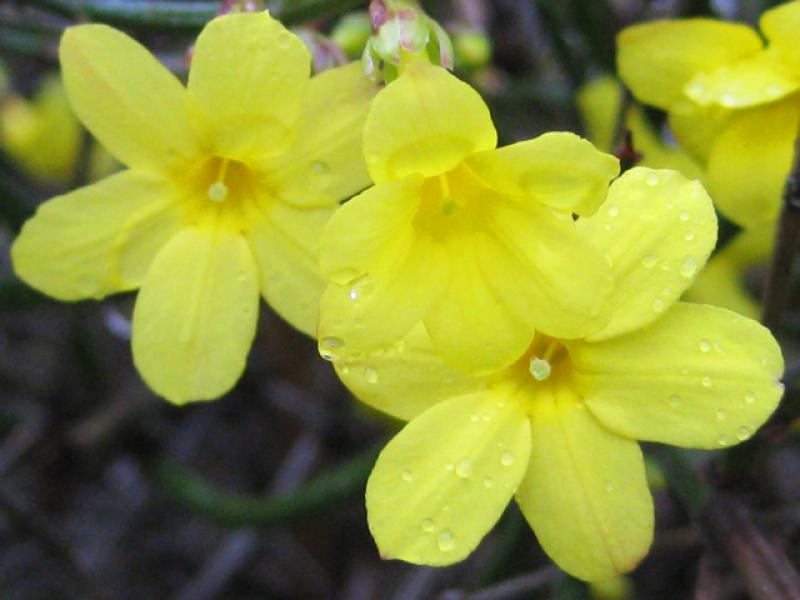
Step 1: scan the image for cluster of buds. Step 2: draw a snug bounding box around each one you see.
[362,0,454,82]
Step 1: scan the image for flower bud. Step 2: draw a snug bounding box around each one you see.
[452,27,491,71]
[362,0,454,82]
[331,12,372,59]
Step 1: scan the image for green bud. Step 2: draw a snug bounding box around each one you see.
[452,28,492,71]
[331,12,373,59]
[362,0,454,83]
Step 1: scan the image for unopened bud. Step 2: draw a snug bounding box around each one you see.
[363,0,454,82]
[331,12,372,59]
[452,27,491,71]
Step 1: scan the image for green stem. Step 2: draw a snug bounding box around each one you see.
[25,0,367,28]
[154,444,379,528]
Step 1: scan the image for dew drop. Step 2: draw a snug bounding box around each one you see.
[645,173,660,187]
[470,413,480,423]
[716,409,727,421]
[481,413,491,423]
[736,426,752,441]
[348,274,375,301]
[364,367,379,384]
[318,336,344,361]
[699,339,711,352]
[421,519,435,533]
[500,452,515,467]
[401,470,414,482]
[437,530,455,552]
[529,357,551,381]
[445,462,454,471]
[660,259,671,271]
[642,255,658,269]
[276,31,294,49]
[744,391,755,404]
[307,160,331,190]
[684,230,695,241]
[701,376,712,388]
[652,299,665,313]
[662,286,672,297]
[680,257,697,278]
[607,204,619,217]
[483,477,494,488]
[717,434,729,447]
[455,459,473,479]
[679,210,690,222]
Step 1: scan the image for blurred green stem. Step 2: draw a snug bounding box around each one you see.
[155,444,379,528]
[24,0,367,28]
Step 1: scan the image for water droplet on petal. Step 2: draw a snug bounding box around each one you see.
[421,519,435,533]
[470,413,480,423]
[680,257,697,278]
[642,255,658,269]
[717,434,729,447]
[500,452,515,467]
[699,339,711,352]
[607,204,619,217]
[744,391,755,404]
[684,230,695,241]
[401,470,414,482]
[207,181,228,202]
[276,31,294,49]
[679,210,690,222]
[716,409,727,421]
[445,462,454,471]
[702,376,712,388]
[529,357,551,381]
[455,459,473,479]
[483,477,494,488]
[437,530,455,552]
[652,299,665,313]
[348,274,375,301]
[308,160,331,190]
[364,367,379,384]
[736,426,753,441]
[645,173,660,187]
[318,336,344,361]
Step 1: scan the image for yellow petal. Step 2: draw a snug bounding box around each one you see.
[247,201,335,337]
[132,226,259,404]
[366,391,531,565]
[266,62,377,209]
[577,76,622,152]
[760,0,800,72]
[319,176,422,284]
[335,323,487,421]
[12,171,183,300]
[484,201,612,340]
[60,25,201,171]
[570,302,784,449]
[466,132,619,217]
[617,19,762,109]
[668,98,732,165]
[424,236,532,374]
[188,12,310,160]
[708,98,800,227]
[517,382,653,581]
[318,232,449,355]
[683,50,800,109]
[363,61,496,184]
[577,167,717,342]
[685,224,775,318]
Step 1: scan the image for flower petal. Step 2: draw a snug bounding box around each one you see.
[668,98,732,164]
[188,12,310,160]
[517,382,653,581]
[334,323,486,421]
[366,391,531,565]
[685,224,775,319]
[363,61,496,184]
[424,235,532,374]
[617,19,762,109]
[247,201,335,337]
[132,226,259,404]
[12,171,183,300]
[266,62,377,209]
[466,132,619,217]
[683,50,800,109]
[577,167,717,342]
[708,98,800,227]
[760,0,800,72]
[570,302,784,449]
[319,176,422,284]
[483,201,612,340]
[318,232,449,355]
[60,25,201,171]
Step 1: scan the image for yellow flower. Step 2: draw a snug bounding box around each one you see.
[334,167,783,580]
[0,74,82,185]
[685,222,775,319]
[577,75,704,182]
[318,61,619,374]
[11,12,376,404]
[617,0,800,227]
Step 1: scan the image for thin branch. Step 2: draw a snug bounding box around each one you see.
[761,134,800,330]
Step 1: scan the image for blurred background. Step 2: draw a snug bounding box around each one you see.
[0,0,798,598]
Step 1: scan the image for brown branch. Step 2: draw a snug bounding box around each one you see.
[761,135,800,330]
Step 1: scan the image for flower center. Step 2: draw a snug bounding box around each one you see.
[207,158,231,202]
